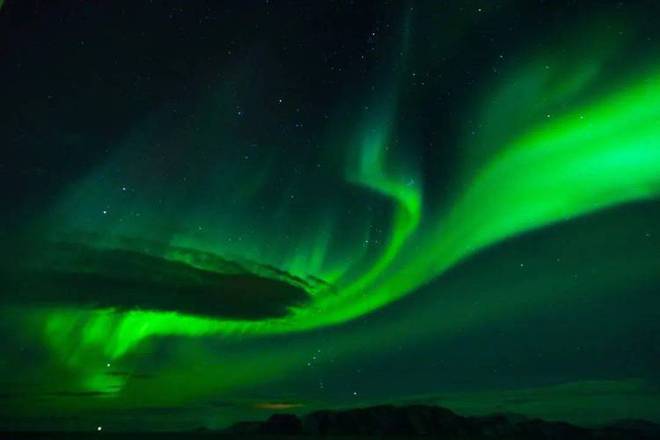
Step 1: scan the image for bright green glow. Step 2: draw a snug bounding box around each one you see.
[3,6,660,431]
[20,15,660,402]
[289,68,660,331]
[35,307,296,397]
[35,68,660,375]
[42,308,225,361]
[394,71,660,302]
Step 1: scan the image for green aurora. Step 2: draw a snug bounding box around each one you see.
[2,0,660,431]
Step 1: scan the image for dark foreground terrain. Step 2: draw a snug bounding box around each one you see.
[5,404,660,439]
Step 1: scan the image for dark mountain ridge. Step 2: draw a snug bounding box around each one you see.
[225,404,660,439]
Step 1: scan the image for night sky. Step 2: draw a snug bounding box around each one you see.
[2,0,660,432]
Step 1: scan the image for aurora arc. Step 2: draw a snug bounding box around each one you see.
[32,63,660,376]
[6,2,660,431]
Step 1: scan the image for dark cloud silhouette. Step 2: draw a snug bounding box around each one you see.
[4,241,311,320]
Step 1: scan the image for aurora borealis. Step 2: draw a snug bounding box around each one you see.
[2,0,660,431]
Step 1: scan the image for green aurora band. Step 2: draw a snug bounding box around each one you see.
[12,12,660,403]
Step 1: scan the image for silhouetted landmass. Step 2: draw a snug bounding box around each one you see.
[224,404,660,439]
[3,404,660,439]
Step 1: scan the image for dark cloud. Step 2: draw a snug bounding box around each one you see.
[4,241,311,319]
